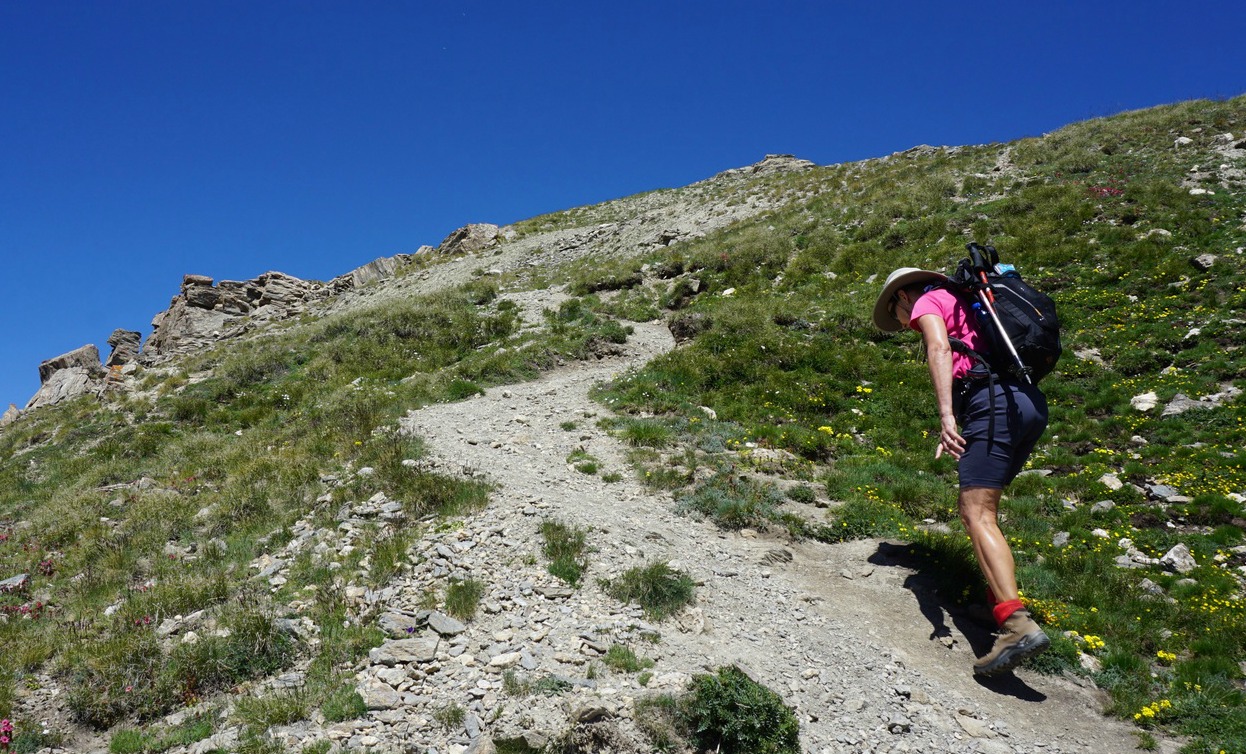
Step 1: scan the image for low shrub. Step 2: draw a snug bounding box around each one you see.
[785,485,817,505]
[677,474,784,531]
[634,694,688,752]
[635,667,800,754]
[684,666,800,754]
[234,692,308,732]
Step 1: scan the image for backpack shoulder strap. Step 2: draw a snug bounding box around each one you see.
[947,337,993,374]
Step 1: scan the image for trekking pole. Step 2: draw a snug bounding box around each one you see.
[965,244,1032,384]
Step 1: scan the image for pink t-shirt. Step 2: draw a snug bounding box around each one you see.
[908,288,986,379]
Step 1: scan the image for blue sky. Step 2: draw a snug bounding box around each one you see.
[2,1,1244,410]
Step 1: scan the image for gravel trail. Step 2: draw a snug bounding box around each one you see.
[399,318,1155,754]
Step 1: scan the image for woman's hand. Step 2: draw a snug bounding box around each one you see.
[935,414,965,460]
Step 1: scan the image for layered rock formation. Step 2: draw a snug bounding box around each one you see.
[434,223,501,256]
[142,272,329,359]
[105,329,142,367]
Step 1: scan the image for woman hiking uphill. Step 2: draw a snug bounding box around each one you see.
[874,267,1051,675]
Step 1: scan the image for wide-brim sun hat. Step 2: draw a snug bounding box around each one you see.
[872,267,949,332]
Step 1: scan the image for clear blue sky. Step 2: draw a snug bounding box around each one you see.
[3,1,1244,410]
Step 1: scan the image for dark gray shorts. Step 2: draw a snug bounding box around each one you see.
[957,378,1048,489]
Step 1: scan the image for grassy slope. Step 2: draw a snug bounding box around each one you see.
[584,95,1246,753]
[0,95,1243,753]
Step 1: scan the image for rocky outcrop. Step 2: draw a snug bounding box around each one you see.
[143,272,329,360]
[104,329,142,367]
[328,254,417,292]
[436,224,500,256]
[346,255,406,288]
[25,344,107,410]
[714,154,816,179]
[0,404,21,428]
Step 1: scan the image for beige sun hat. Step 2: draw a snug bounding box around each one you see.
[872,267,949,332]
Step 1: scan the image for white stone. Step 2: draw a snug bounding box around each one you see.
[1161,544,1197,574]
[1098,473,1123,491]
[488,652,523,669]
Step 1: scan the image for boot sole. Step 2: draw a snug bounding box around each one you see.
[973,630,1051,676]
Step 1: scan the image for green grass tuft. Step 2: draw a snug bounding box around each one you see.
[604,562,696,621]
[540,519,589,587]
[444,578,486,621]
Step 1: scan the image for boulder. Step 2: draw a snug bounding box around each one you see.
[714,154,817,179]
[357,678,403,710]
[143,302,233,358]
[182,274,215,288]
[368,636,440,665]
[1191,254,1217,272]
[1161,544,1197,574]
[25,345,107,410]
[214,280,257,315]
[257,271,314,307]
[428,611,468,636]
[1162,385,1241,417]
[37,343,105,383]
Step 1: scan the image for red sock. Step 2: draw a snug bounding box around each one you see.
[993,599,1024,627]
[985,586,998,607]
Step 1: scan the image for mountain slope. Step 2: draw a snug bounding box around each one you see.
[2,96,1244,753]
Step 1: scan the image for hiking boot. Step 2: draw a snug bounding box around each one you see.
[973,609,1050,676]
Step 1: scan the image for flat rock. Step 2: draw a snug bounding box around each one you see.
[956,714,996,738]
[428,611,468,636]
[379,610,425,637]
[369,636,439,666]
[0,574,30,592]
[358,678,403,710]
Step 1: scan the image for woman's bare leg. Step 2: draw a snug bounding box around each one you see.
[958,485,1018,603]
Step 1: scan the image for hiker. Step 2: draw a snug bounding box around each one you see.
[874,267,1051,675]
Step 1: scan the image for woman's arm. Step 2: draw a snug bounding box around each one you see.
[913,313,966,460]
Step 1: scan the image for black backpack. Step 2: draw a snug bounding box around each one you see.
[944,243,1061,384]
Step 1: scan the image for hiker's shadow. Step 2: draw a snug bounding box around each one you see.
[869,540,1047,702]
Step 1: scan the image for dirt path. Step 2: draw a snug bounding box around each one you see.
[401,319,1158,753]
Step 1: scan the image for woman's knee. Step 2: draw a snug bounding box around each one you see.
[958,486,1003,528]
